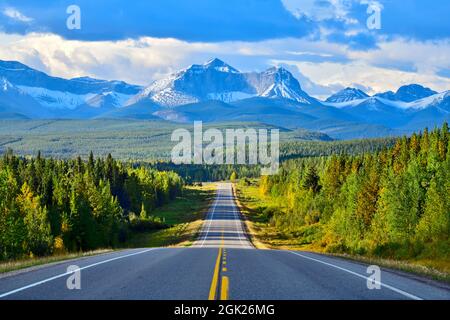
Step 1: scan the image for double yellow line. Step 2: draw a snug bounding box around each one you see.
[208,232,229,300]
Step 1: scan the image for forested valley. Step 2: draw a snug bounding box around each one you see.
[147,136,396,183]
[0,151,182,261]
[1,123,448,268]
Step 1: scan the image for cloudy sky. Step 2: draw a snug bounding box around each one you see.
[0,0,449,99]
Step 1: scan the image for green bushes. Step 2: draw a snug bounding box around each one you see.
[128,213,167,232]
[128,205,168,232]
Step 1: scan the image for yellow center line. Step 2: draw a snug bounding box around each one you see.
[208,187,233,300]
[220,276,229,300]
[208,247,223,300]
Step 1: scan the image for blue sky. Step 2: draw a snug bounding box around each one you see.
[0,0,449,98]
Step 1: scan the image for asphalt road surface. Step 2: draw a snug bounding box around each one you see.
[192,183,253,249]
[0,183,449,300]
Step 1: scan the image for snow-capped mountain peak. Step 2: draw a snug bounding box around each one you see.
[127,58,245,108]
[375,84,437,103]
[257,67,314,104]
[0,59,142,110]
[326,87,369,103]
[130,59,316,107]
[179,58,240,76]
[2,57,448,133]
[325,89,449,115]
[203,58,239,73]
[0,58,449,136]
[395,84,437,102]
[407,90,450,111]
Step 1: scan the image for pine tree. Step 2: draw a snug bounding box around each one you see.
[355,161,380,228]
[302,165,321,193]
[416,166,449,242]
[87,151,95,174]
[69,176,96,250]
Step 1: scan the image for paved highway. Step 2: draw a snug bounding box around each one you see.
[0,183,449,300]
[193,183,253,249]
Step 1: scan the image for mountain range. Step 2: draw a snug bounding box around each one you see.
[0,58,448,139]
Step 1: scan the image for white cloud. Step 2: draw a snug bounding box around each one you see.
[287,51,334,58]
[280,60,450,95]
[281,0,358,24]
[0,33,222,85]
[274,37,450,94]
[2,7,33,23]
[0,32,448,96]
[276,61,345,100]
[282,0,339,20]
[348,38,450,77]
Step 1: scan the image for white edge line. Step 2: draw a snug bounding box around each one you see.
[289,251,423,300]
[231,185,252,248]
[0,248,155,299]
[232,196,245,247]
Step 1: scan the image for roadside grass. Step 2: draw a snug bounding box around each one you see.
[234,180,294,249]
[324,253,450,284]
[0,249,112,274]
[125,183,216,248]
[235,180,450,284]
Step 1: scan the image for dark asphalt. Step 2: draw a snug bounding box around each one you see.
[0,183,449,300]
